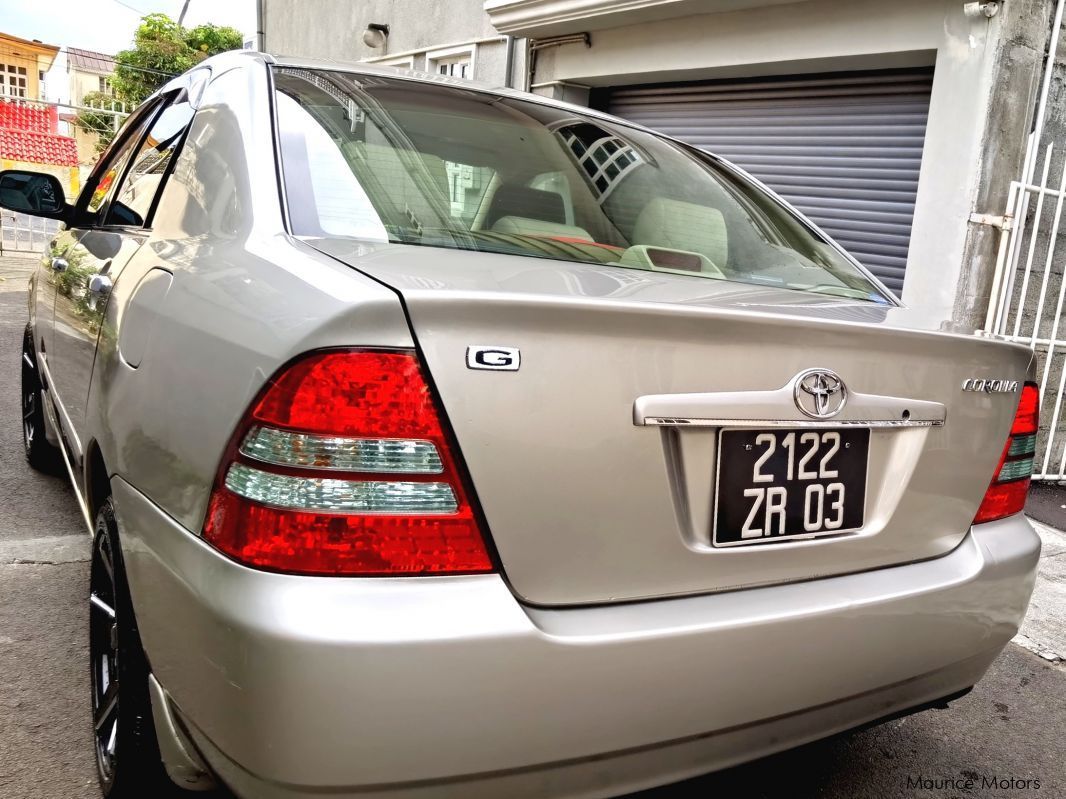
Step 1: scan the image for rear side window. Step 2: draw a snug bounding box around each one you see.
[106,99,195,228]
[273,68,891,304]
[84,105,159,216]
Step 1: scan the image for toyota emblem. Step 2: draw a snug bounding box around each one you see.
[794,369,848,419]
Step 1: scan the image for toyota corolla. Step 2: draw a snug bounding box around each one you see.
[2,51,1041,799]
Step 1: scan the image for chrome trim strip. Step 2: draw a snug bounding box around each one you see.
[37,356,93,534]
[644,418,943,428]
[90,593,116,618]
[38,355,83,456]
[635,376,947,428]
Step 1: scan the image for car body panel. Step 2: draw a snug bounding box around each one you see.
[33,228,83,373]
[85,63,414,534]
[308,236,1034,604]
[113,475,1039,795]
[51,228,146,463]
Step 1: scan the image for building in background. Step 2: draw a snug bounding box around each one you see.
[66,47,115,106]
[64,47,121,167]
[0,98,79,198]
[260,0,1049,331]
[0,29,77,199]
[0,31,59,102]
[261,0,524,86]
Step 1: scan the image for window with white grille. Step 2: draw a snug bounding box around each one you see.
[2,65,28,98]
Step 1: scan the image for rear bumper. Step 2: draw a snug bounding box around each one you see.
[113,477,1040,799]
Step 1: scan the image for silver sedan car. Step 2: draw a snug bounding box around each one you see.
[2,51,1041,799]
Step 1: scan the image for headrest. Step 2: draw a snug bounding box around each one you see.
[484,185,566,228]
[632,198,728,267]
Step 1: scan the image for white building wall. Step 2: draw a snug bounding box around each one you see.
[69,70,107,106]
[263,0,522,84]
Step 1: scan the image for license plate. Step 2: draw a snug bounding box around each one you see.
[713,428,869,547]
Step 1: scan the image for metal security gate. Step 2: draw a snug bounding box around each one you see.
[0,210,58,254]
[603,69,934,295]
[985,0,1066,480]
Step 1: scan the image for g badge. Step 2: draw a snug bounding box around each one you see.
[466,346,521,371]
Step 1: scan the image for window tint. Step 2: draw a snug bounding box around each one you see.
[274,69,891,303]
[106,100,195,227]
[275,92,389,240]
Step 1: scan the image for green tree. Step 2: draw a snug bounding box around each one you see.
[75,13,241,157]
[74,90,123,153]
[110,13,243,106]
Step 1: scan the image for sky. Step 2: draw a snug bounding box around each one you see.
[1,0,257,102]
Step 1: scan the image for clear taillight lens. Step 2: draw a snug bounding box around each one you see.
[202,350,494,575]
[973,382,1039,525]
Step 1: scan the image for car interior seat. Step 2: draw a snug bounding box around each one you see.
[631,197,729,267]
[485,184,593,241]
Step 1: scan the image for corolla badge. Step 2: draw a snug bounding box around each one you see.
[961,378,1019,394]
[794,369,847,419]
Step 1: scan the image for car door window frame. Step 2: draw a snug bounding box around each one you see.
[101,91,196,231]
[73,97,164,228]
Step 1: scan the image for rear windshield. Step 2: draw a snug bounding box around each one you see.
[273,67,891,303]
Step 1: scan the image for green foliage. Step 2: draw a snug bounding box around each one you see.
[185,23,244,57]
[109,13,243,106]
[74,91,121,153]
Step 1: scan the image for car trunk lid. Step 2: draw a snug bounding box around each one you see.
[309,239,1033,606]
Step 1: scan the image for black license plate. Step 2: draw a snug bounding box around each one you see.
[713,428,869,547]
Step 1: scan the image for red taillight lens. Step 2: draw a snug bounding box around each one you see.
[1011,381,1040,435]
[202,350,494,576]
[251,351,443,439]
[974,382,1039,525]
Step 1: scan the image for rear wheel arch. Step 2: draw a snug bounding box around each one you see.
[91,498,191,797]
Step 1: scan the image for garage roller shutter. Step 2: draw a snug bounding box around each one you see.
[603,69,934,294]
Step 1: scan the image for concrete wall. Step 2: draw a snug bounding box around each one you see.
[68,69,108,107]
[953,0,1050,330]
[262,0,522,84]
[530,0,1046,327]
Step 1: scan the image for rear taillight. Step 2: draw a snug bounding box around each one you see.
[974,382,1039,525]
[202,350,494,575]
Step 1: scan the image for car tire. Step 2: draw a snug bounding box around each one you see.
[90,498,192,798]
[20,329,62,474]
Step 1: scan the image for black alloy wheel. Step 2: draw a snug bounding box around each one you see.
[90,498,190,797]
[20,330,61,473]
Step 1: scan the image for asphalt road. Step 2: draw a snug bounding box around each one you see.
[0,254,1064,799]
